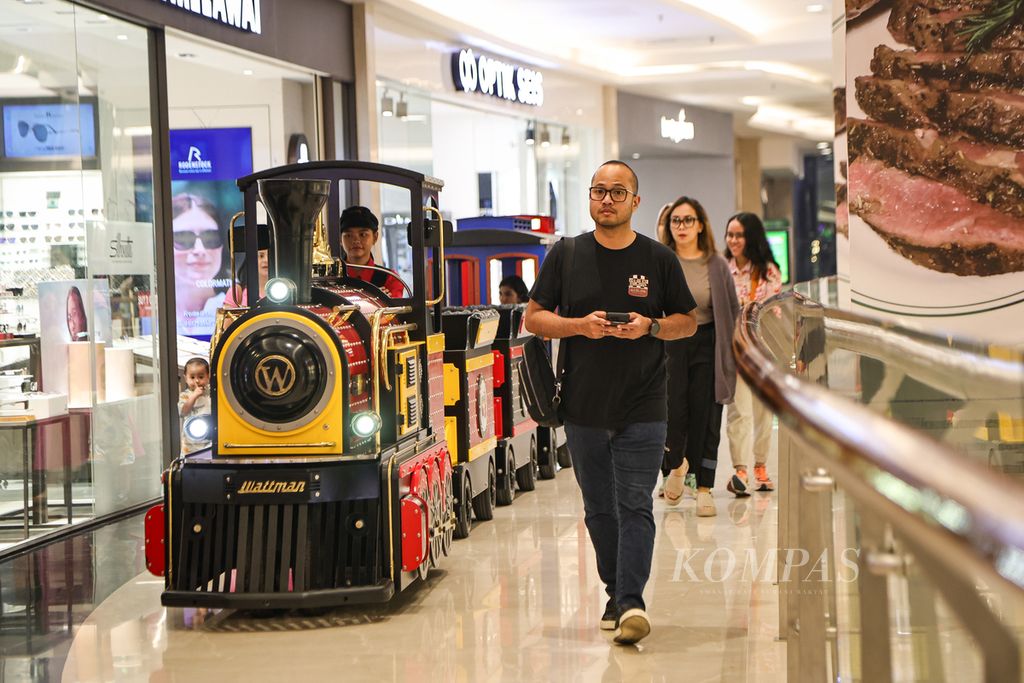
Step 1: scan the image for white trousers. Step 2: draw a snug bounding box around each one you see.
[726,376,774,469]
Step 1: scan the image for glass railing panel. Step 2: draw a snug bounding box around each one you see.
[761,297,1024,476]
[737,289,1024,682]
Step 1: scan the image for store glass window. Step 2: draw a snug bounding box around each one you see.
[376,82,593,289]
[0,3,161,550]
[165,31,321,342]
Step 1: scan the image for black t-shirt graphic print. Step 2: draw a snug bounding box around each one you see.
[530,232,696,429]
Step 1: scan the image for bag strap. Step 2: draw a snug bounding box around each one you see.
[554,236,575,390]
[748,268,760,304]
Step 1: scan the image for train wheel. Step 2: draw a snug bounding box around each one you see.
[538,432,557,480]
[428,475,444,569]
[516,435,538,492]
[441,470,455,556]
[472,458,496,521]
[496,446,515,506]
[557,443,573,469]
[453,469,472,539]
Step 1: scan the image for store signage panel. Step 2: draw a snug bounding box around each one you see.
[169,128,252,181]
[157,0,262,34]
[660,108,695,143]
[451,49,544,107]
[87,221,156,277]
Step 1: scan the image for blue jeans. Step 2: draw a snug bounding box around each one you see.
[564,421,666,612]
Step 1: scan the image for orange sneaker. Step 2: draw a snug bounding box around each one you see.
[754,464,775,492]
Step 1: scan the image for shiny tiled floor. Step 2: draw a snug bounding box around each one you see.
[2,447,785,682]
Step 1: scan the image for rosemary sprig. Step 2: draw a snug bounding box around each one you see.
[959,0,1024,54]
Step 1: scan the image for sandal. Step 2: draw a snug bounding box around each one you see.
[664,474,685,507]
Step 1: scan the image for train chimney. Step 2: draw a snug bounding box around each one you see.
[257,178,331,305]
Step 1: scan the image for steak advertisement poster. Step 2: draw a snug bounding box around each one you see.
[168,127,252,341]
[845,0,1024,344]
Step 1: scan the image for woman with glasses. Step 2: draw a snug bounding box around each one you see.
[660,196,740,517]
[723,212,781,496]
[171,193,227,337]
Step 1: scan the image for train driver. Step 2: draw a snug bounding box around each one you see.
[339,205,405,298]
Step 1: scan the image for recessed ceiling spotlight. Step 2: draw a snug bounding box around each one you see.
[242,69,254,76]
[631,153,640,160]
[806,3,825,12]
[575,108,584,116]
[116,34,128,41]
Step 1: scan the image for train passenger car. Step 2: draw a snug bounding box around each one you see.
[445,216,570,474]
[490,304,547,494]
[146,161,461,609]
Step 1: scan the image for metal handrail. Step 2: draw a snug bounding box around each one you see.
[734,291,1024,593]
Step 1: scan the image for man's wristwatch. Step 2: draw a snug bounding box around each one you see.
[648,317,661,338]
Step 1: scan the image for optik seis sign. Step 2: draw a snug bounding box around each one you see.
[451,48,544,107]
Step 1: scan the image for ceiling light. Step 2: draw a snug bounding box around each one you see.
[540,125,551,148]
[242,69,254,76]
[116,34,128,41]
[631,153,640,160]
[816,141,830,149]
[525,123,535,146]
[575,108,584,116]
[806,3,825,12]
[396,95,408,119]
[381,91,394,117]
[741,96,762,106]
[561,130,571,150]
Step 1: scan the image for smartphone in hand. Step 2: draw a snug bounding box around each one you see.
[605,312,631,326]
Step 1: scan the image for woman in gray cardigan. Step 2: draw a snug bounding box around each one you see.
[660,196,740,517]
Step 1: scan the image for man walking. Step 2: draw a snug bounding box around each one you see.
[524,161,697,645]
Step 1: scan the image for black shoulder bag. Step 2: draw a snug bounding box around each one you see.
[520,237,575,428]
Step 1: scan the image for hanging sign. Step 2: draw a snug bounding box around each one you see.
[451,48,544,107]
[660,109,695,143]
[157,0,262,34]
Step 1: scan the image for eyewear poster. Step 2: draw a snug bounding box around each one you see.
[2,102,96,159]
[168,127,252,340]
[845,0,1024,343]
[38,280,111,403]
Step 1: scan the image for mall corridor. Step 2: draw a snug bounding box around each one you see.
[2,456,783,682]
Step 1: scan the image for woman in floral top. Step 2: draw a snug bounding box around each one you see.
[724,213,782,496]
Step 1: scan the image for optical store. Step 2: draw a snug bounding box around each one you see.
[371,10,605,293]
[0,0,355,550]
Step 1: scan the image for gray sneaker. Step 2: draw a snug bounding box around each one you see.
[613,608,651,644]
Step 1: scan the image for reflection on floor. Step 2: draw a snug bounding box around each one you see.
[1,450,785,682]
[0,514,148,682]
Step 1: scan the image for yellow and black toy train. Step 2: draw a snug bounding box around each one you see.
[144,160,560,609]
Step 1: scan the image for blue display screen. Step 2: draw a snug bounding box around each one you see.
[169,128,253,181]
[2,102,97,159]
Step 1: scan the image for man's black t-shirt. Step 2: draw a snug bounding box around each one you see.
[530,231,696,429]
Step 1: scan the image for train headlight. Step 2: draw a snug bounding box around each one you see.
[351,411,382,438]
[183,415,212,441]
[265,277,295,304]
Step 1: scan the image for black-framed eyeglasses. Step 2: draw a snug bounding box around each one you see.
[589,187,634,203]
[670,216,700,228]
[17,121,58,143]
[173,229,223,250]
